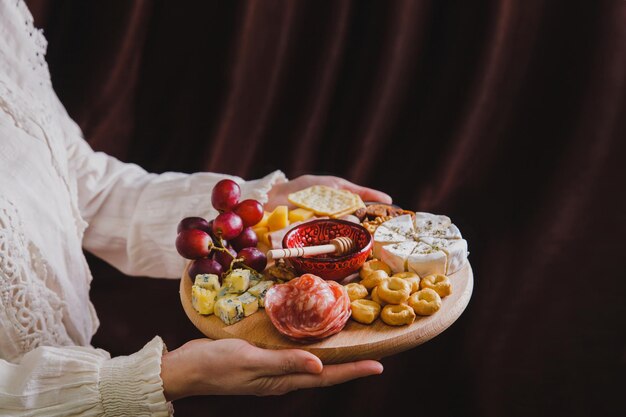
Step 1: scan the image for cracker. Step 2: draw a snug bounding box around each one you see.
[287,186,364,217]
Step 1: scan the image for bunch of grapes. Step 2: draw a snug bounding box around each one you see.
[175,179,267,281]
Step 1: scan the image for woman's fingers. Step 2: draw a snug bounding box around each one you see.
[336,179,392,204]
[252,347,324,376]
[273,360,384,392]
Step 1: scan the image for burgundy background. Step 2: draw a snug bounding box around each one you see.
[26,1,625,416]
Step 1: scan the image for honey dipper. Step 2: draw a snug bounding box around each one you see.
[267,237,355,261]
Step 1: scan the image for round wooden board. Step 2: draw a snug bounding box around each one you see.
[180,262,473,364]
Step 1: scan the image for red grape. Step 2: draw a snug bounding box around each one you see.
[233,199,264,227]
[177,216,211,234]
[213,246,237,270]
[230,227,258,251]
[212,212,243,240]
[211,179,241,211]
[176,229,213,259]
[237,247,267,272]
[188,258,224,282]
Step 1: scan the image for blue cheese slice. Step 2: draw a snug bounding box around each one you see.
[248,280,274,307]
[222,268,251,294]
[194,274,221,291]
[191,285,217,315]
[214,298,245,325]
[237,292,260,316]
[407,242,447,277]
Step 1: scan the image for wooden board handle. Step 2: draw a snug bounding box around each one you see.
[267,237,354,261]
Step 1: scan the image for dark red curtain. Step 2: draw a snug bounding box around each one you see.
[26,1,625,416]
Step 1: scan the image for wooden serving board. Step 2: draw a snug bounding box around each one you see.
[180,262,473,364]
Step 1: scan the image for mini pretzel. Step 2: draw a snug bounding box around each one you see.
[350,299,382,324]
[370,286,386,306]
[380,303,416,326]
[409,288,442,316]
[420,274,452,297]
[377,277,411,305]
[345,283,368,301]
[392,271,421,293]
[360,269,389,290]
[359,259,392,280]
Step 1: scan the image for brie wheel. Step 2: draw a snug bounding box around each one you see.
[373,212,468,277]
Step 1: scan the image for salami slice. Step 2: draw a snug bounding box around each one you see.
[265,274,351,342]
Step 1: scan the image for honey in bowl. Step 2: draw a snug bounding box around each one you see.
[282,219,373,281]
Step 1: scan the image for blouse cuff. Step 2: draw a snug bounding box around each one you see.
[99,336,173,417]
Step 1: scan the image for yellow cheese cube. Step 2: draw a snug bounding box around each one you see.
[261,231,272,247]
[191,285,217,315]
[252,225,269,243]
[255,211,271,228]
[288,208,314,223]
[267,205,289,231]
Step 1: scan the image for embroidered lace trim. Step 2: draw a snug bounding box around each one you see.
[0,197,73,361]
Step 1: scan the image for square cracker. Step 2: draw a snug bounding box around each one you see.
[287,186,365,217]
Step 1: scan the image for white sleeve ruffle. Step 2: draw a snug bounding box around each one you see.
[64,130,287,278]
[0,337,172,417]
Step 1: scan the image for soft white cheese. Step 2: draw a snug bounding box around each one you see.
[373,212,468,277]
[413,212,462,239]
[407,241,447,277]
[421,237,468,275]
[379,240,418,273]
[373,225,408,259]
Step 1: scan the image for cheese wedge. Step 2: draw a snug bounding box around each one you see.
[407,242,447,277]
[413,212,462,239]
[379,241,418,273]
[382,214,416,236]
[373,225,408,259]
[421,237,468,274]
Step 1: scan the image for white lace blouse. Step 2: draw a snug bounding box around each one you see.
[0,2,286,415]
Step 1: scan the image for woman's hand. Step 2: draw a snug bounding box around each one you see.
[160,338,383,401]
[266,175,392,211]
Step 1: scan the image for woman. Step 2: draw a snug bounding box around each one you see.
[0,1,389,415]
